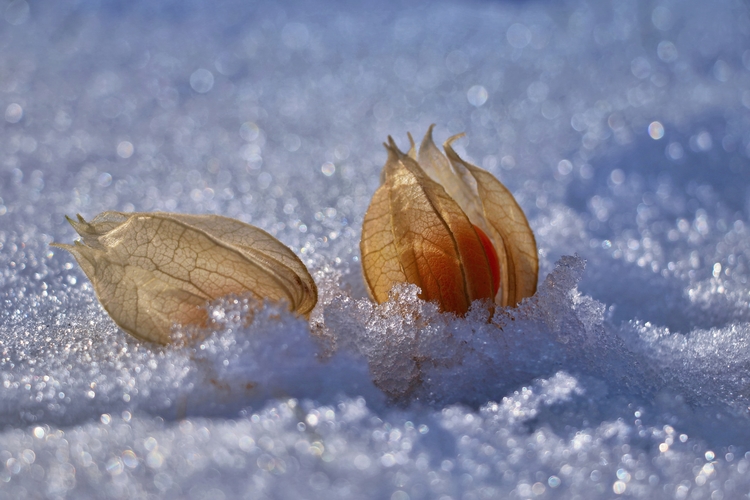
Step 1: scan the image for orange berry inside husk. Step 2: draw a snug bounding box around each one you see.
[473,225,500,297]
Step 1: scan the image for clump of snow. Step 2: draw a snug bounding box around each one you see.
[325,255,645,406]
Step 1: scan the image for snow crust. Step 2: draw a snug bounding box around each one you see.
[2,0,750,498]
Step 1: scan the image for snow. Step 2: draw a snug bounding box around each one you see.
[2,0,750,498]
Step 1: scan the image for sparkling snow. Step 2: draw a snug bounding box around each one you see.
[2,0,750,498]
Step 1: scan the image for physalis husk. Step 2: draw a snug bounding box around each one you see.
[52,212,317,343]
[360,126,537,314]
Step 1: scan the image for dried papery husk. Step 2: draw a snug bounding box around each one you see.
[361,137,496,315]
[418,125,538,306]
[360,127,537,315]
[52,212,317,344]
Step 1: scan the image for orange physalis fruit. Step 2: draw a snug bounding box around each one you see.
[473,224,500,297]
[52,212,318,344]
[360,126,538,314]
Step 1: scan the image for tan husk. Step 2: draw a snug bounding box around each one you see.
[52,211,317,344]
[360,126,537,314]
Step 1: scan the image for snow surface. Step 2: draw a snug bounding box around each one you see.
[2,0,750,498]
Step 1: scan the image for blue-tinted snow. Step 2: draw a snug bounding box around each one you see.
[2,0,750,498]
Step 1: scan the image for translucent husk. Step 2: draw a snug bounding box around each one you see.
[360,127,537,314]
[52,211,318,344]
